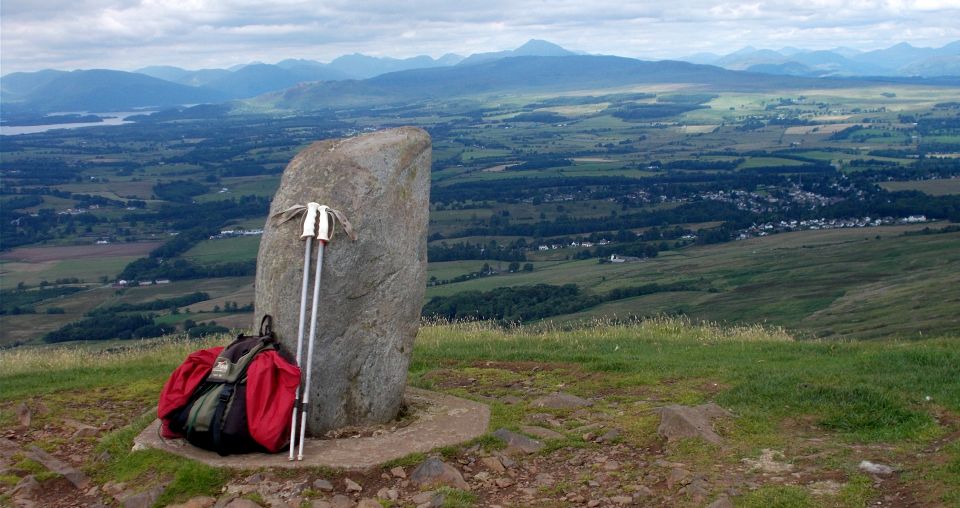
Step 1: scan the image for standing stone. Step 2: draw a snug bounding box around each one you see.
[255,127,431,433]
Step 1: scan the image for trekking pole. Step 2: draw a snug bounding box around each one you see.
[297,206,333,460]
[287,202,321,461]
[274,203,355,461]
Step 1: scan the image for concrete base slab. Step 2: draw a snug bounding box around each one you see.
[133,387,489,470]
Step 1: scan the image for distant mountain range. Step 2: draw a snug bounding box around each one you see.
[256,55,845,112]
[1,39,958,114]
[685,41,960,78]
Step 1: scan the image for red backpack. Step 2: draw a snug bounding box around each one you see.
[157,316,300,454]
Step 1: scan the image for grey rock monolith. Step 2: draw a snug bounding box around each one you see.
[254,127,431,433]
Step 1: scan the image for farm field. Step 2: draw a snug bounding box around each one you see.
[880,178,960,195]
[0,242,162,287]
[184,236,262,264]
[0,242,162,263]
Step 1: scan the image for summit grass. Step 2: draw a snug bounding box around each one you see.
[412,319,958,442]
[2,319,957,440]
[1,319,959,505]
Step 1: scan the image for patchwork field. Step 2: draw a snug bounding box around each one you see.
[784,123,865,135]
[3,81,960,347]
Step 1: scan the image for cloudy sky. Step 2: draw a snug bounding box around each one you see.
[2,0,959,74]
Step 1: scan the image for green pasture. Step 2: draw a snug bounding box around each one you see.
[737,157,808,169]
[443,167,655,185]
[430,199,624,228]
[226,217,269,230]
[795,150,913,167]
[428,260,491,281]
[183,235,262,265]
[194,176,281,202]
[57,180,156,200]
[925,135,960,144]
[880,178,960,195]
[0,256,139,288]
[428,235,526,247]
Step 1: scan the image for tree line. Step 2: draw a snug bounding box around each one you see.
[422,281,697,322]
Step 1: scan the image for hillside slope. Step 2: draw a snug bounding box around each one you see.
[3,69,227,112]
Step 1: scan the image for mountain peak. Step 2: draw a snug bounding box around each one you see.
[729,46,759,56]
[514,39,574,56]
[457,39,575,66]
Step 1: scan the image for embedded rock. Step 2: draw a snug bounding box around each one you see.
[858,460,896,475]
[655,403,732,444]
[409,457,469,490]
[492,428,545,454]
[24,445,90,489]
[121,486,165,508]
[165,497,217,508]
[255,127,431,433]
[16,402,31,427]
[519,425,565,440]
[530,392,593,409]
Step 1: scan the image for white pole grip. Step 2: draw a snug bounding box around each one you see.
[301,202,321,239]
[316,205,333,242]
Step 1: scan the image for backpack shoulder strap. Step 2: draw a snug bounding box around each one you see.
[259,315,274,339]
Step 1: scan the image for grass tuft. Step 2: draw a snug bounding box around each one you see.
[382,452,427,470]
[738,485,817,507]
[434,486,478,508]
[837,473,874,506]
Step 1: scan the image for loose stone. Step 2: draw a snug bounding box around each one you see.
[344,478,363,492]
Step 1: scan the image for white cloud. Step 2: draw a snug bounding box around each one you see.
[1,0,958,74]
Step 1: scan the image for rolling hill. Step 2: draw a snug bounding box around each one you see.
[0,69,69,102]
